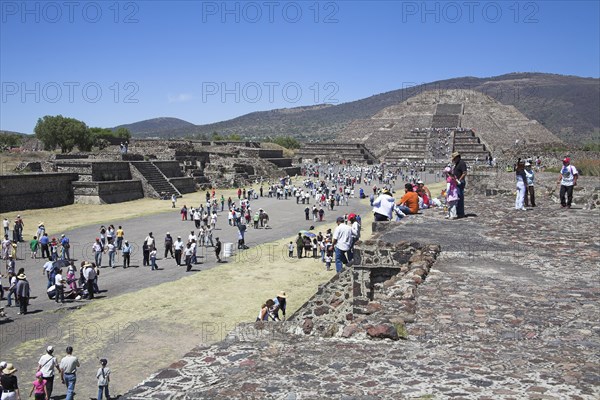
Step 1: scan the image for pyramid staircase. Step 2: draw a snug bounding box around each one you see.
[131,162,181,197]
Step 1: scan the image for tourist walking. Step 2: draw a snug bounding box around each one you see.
[215,237,222,262]
[184,242,193,272]
[557,157,578,208]
[107,241,116,268]
[96,358,110,400]
[92,238,103,267]
[29,371,48,400]
[83,263,96,299]
[54,268,65,304]
[164,233,174,258]
[332,217,353,273]
[59,346,80,400]
[15,273,30,315]
[174,236,184,265]
[37,346,60,399]
[0,363,21,400]
[122,240,131,268]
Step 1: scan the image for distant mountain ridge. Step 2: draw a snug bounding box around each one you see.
[115,73,599,145]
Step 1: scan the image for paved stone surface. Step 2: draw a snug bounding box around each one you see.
[123,179,600,399]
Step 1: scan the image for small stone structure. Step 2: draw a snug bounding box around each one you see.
[287,239,440,341]
[0,173,78,212]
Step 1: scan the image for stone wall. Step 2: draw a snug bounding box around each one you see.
[153,161,183,178]
[287,270,353,338]
[169,177,196,194]
[91,162,132,181]
[287,239,440,341]
[238,148,284,159]
[0,173,78,212]
[72,180,144,204]
[54,161,132,182]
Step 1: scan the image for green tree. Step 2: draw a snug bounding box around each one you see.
[34,115,91,153]
[212,131,224,141]
[114,127,131,140]
[272,136,300,149]
[0,132,22,149]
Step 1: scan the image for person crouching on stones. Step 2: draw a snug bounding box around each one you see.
[256,299,275,321]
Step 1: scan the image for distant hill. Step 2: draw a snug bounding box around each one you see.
[0,130,31,136]
[113,117,196,136]
[117,73,600,145]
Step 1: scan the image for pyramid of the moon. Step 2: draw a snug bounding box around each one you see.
[339,89,563,163]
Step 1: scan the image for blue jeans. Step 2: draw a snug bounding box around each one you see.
[395,205,411,221]
[64,373,76,400]
[98,385,110,400]
[6,287,17,306]
[151,256,157,270]
[334,247,348,273]
[109,251,116,268]
[95,251,102,267]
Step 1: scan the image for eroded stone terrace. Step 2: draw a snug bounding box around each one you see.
[124,188,600,399]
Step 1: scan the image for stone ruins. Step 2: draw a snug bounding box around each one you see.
[123,171,600,399]
[301,89,564,167]
[0,140,300,212]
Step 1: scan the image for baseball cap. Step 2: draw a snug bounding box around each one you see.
[47,345,54,353]
[563,157,570,163]
[348,213,357,220]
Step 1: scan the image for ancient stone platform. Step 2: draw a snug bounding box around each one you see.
[123,191,600,399]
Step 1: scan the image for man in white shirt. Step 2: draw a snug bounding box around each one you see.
[54,268,65,303]
[83,263,96,300]
[38,345,61,398]
[332,217,353,274]
[174,236,184,266]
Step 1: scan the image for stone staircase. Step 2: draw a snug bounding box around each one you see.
[452,130,491,163]
[131,161,181,197]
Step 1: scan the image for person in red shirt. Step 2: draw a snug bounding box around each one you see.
[395,183,419,219]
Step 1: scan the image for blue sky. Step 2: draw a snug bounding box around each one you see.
[1,0,599,133]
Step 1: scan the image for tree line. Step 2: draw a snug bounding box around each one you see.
[34,115,131,153]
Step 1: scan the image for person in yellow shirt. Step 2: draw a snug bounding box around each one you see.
[115,226,124,250]
[395,183,419,220]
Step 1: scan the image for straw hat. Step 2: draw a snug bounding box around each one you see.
[17,273,26,280]
[277,291,287,298]
[451,152,461,159]
[2,363,17,374]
